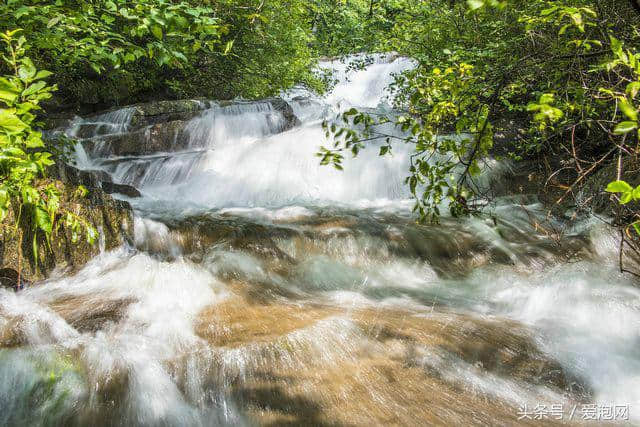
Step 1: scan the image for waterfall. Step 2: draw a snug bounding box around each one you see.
[66,54,418,214]
[1,54,638,425]
[67,107,136,139]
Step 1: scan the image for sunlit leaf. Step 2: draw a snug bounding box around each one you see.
[606,180,633,193]
[613,121,638,135]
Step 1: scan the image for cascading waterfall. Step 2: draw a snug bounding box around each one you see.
[184,102,291,149]
[69,54,417,215]
[1,54,639,425]
[67,107,136,139]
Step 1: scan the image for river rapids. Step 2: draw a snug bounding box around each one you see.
[1,54,639,426]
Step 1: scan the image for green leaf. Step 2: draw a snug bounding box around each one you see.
[34,151,54,167]
[610,36,624,57]
[627,82,640,99]
[14,6,30,19]
[75,185,88,198]
[18,58,36,80]
[0,110,28,134]
[613,121,638,135]
[0,191,7,222]
[33,70,53,81]
[620,191,633,204]
[22,80,46,97]
[606,180,633,193]
[0,77,20,94]
[539,93,554,104]
[47,16,61,28]
[34,206,52,234]
[172,51,187,62]
[25,131,44,148]
[223,40,234,55]
[151,25,163,40]
[468,161,481,176]
[2,146,26,157]
[467,0,484,10]
[632,222,640,236]
[619,98,638,121]
[0,84,19,104]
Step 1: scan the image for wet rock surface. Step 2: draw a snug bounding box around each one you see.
[128,99,216,129]
[72,97,300,158]
[49,295,137,333]
[140,208,596,284]
[100,181,142,198]
[53,162,113,188]
[83,119,190,157]
[193,295,587,426]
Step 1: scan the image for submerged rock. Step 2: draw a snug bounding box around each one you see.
[49,295,137,333]
[192,296,587,426]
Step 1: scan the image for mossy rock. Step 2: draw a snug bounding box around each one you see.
[128,99,215,129]
[0,164,133,282]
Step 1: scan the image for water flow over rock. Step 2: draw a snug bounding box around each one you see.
[2,54,639,425]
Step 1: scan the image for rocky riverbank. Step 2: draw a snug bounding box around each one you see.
[0,162,133,287]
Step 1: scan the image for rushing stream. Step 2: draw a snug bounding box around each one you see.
[1,54,639,426]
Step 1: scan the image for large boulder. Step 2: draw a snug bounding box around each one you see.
[67,99,212,140]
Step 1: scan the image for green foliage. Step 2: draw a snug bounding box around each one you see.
[308,0,396,56]
[2,0,637,231]
[0,0,321,105]
[0,0,224,105]
[600,36,640,138]
[3,0,223,71]
[321,0,640,223]
[0,29,95,261]
[323,63,493,220]
[606,180,640,235]
[527,93,564,128]
[598,32,640,233]
[173,0,320,100]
